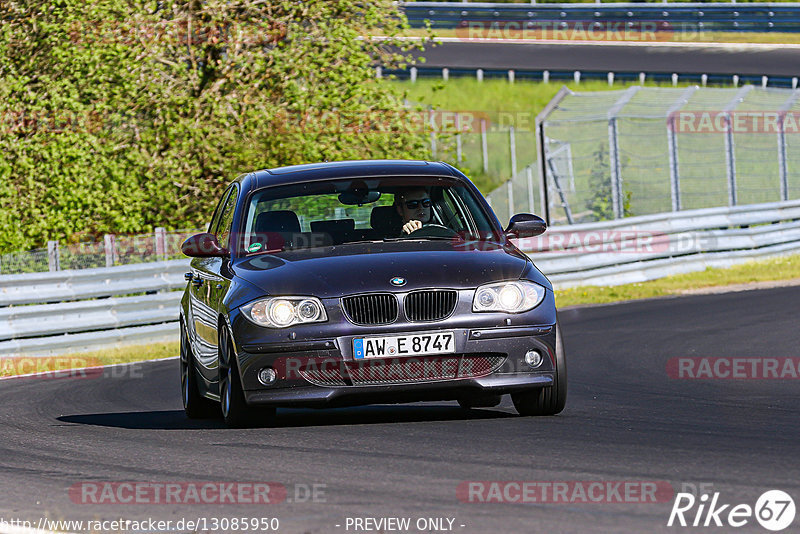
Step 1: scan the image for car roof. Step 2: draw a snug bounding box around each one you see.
[236,160,463,191]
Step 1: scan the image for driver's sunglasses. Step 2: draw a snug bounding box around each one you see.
[404,198,432,209]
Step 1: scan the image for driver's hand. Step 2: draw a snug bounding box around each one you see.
[402,220,423,234]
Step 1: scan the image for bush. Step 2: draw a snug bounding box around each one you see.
[0,0,430,253]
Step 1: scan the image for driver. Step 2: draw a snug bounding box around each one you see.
[394,187,432,235]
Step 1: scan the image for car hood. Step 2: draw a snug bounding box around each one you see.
[233,241,531,298]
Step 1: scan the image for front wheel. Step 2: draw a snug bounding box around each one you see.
[218,326,276,428]
[180,321,217,419]
[512,323,567,416]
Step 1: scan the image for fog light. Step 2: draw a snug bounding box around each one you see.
[258,367,277,386]
[524,350,543,368]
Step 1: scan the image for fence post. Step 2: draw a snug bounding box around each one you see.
[429,108,437,158]
[455,113,463,163]
[666,86,698,212]
[722,86,752,207]
[481,119,489,173]
[155,227,167,260]
[777,90,799,201]
[607,86,641,219]
[526,165,536,213]
[508,126,517,215]
[608,118,622,219]
[47,240,60,272]
[535,86,573,225]
[410,67,417,83]
[104,234,116,268]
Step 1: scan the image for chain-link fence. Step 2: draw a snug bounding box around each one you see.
[0,228,201,275]
[488,85,800,225]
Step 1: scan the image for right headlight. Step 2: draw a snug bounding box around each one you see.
[472,281,546,313]
[240,296,328,328]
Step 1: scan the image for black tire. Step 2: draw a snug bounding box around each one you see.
[512,323,567,416]
[180,321,218,419]
[218,325,276,428]
[457,395,502,409]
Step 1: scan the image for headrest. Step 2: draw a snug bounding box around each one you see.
[370,205,402,235]
[255,210,301,234]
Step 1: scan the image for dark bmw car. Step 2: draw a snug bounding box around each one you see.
[180,160,566,427]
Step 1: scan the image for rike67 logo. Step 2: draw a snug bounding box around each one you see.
[668,490,796,531]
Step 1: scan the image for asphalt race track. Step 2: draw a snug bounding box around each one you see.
[411,40,800,77]
[1,286,799,533]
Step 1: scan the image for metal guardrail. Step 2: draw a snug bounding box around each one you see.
[0,259,190,306]
[403,2,800,33]
[523,200,800,287]
[3,201,800,356]
[0,259,190,357]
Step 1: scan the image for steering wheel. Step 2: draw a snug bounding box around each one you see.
[407,223,459,238]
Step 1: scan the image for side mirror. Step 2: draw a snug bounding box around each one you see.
[181,233,229,258]
[504,213,547,239]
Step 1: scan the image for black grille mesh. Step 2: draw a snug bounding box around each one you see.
[404,290,458,322]
[341,293,398,325]
[299,355,507,387]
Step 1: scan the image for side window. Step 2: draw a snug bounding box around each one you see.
[214,185,239,249]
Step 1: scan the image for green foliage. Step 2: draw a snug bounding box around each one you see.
[0,0,429,253]
[586,144,632,221]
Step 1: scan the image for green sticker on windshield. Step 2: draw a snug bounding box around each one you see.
[248,243,263,252]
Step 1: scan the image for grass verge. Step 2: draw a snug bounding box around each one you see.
[0,341,179,378]
[555,253,800,307]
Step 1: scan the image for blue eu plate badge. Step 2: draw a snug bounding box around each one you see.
[353,338,365,359]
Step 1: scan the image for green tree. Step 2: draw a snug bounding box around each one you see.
[0,0,429,252]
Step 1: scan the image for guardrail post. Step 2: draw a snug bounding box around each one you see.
[442,68,449,81]
[47,241,60,272]
[155,227,167,260]
[476,69,483,83]
[104,234,116,268]
[410,67,417,83]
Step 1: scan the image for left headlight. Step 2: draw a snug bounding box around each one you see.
[240,296,328,328]
[472,281,546,313]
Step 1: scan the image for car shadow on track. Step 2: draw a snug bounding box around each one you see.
[57,404,515,430]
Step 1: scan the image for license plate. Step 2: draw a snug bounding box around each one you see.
[353,332,455,359]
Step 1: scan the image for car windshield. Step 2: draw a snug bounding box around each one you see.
[239,176,499,254]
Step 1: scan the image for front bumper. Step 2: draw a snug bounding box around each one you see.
[236,325,556,408]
